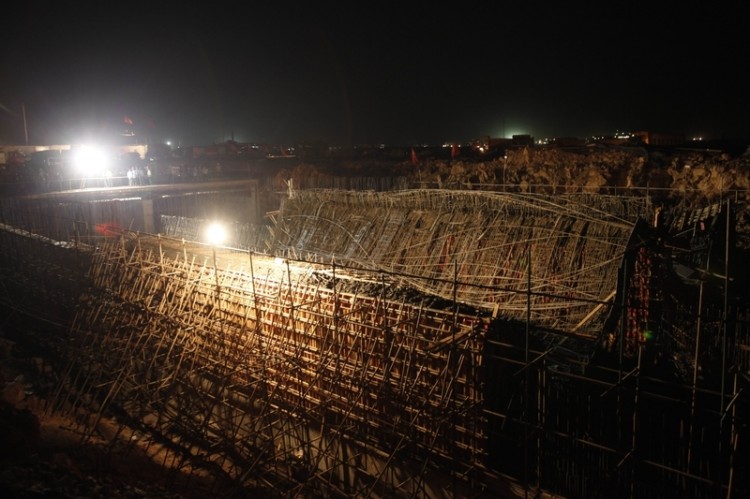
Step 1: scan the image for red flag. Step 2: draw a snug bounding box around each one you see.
[124,115,133,125]
[411,147,418,166]
[451,144,459,158]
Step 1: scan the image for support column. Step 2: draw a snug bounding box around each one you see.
[142,197,155,234]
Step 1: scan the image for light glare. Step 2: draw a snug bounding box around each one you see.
[205,222,227,245]
[73,145,109,176]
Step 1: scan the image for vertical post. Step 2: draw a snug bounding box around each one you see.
[721,199,730,415]
[726,369,739,499]
[248,251,256,304]
[526,243,531,362]
[141,196,155,234]
[687,279,704,469]
[629,345,643,499]
[536,361,545,493]
[524,241,531,496]
[619,262,628,382]
[719,199,732,496]
[212,245,220,292]
[158,234,163,273]
[453,260,458,345]
[618,260,628,448]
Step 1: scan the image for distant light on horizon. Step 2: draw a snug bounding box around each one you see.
[493,125,530,139]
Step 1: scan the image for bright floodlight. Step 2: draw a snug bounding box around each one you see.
[205,222,227,246]
[73,145,108,176]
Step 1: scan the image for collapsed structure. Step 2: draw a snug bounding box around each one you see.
[0,185,747,498]
[272,190,654,366]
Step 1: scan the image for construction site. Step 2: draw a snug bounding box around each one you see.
[1,147,749,498]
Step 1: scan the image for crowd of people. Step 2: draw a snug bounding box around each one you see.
[126,165,152,185]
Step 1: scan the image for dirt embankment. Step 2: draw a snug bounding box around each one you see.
[275,145,750,246]
[275,145,750,204]
[419,146,750,202]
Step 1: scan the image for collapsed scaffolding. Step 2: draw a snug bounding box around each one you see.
[273,190,652,336]
[38,189,659,498]
[0,187,748,498]
[272,189,656,374]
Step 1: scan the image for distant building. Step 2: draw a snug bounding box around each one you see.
[511,134,534,147]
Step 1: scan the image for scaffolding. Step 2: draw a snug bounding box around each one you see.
[46,234,494,497]
[273,190,653,339]
[0,189,747,498]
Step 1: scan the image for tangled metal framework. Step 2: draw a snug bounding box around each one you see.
[274,190,654,339]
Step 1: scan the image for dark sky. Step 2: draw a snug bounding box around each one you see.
[1,2,748,147]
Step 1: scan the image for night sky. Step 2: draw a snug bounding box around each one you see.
[1,2,748,147]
